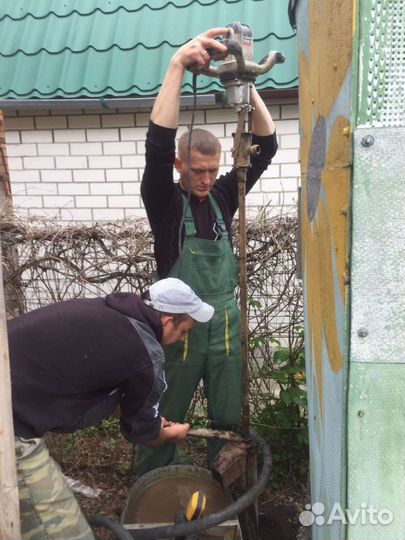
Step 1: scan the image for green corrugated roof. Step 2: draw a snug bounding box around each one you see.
[0,0,297,100]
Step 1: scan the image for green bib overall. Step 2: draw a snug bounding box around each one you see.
[136,194,243,478]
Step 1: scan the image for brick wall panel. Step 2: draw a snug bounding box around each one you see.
[5,101,300,223]
[69,116,101,128]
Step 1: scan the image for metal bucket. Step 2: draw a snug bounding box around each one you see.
[121,464,241,539]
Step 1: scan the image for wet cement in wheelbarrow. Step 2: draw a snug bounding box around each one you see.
[123,475,231,523]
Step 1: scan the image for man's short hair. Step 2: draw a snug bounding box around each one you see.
[178,129,221,160]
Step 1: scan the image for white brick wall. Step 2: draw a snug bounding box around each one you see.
[4,100,300,222]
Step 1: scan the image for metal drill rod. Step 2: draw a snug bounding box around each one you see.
[231,103,256,429]
[187,428,247,443]
[187,428,249,443]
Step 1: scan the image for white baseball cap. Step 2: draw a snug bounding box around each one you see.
[145,278,214,323]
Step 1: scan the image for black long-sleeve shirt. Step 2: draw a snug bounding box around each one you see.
[141,121,278,278]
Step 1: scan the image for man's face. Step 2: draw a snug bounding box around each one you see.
[175,149,221,201]
[161,315,196,346]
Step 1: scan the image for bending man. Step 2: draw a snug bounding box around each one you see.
[9,277,213,540]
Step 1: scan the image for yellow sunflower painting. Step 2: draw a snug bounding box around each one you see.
[299,0,354,417]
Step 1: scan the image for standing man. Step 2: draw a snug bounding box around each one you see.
[9,277,213,540]
[138,27,278,477]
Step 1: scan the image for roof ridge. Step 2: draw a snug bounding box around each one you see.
[1,43,163,59]
[1,33,296,58]
[0,0,231,23]
[0,74,299,99]
[255,31,297,42]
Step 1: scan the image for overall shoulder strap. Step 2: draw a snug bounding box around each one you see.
[181,194,196,236]
[208,193,227,234]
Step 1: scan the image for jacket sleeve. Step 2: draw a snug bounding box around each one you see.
[119,362,167,444]
[118,317,168,444]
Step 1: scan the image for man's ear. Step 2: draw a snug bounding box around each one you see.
[161,314,174,327]
[174,157,183,173]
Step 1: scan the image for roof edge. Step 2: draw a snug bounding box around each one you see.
[0,95,216,110]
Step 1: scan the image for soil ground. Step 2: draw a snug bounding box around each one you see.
[47,430,308,540]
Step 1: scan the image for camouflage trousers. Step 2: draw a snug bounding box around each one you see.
[15,437,95,540]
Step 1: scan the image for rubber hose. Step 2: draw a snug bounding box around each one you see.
[88,515,134,540]
[89,429,272,540]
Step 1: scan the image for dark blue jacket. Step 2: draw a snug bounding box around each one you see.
[8,294,166,444]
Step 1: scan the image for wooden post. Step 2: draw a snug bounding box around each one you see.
[0,110,21,538]
[0,241,21,539]
[0,111,24,317]
[0,112,13,218]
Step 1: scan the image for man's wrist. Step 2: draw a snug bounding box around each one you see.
[170,55,187,72]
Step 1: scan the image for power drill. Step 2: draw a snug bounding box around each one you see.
[190,22,285,111]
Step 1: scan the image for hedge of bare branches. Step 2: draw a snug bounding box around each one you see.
[0,213,303,414]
